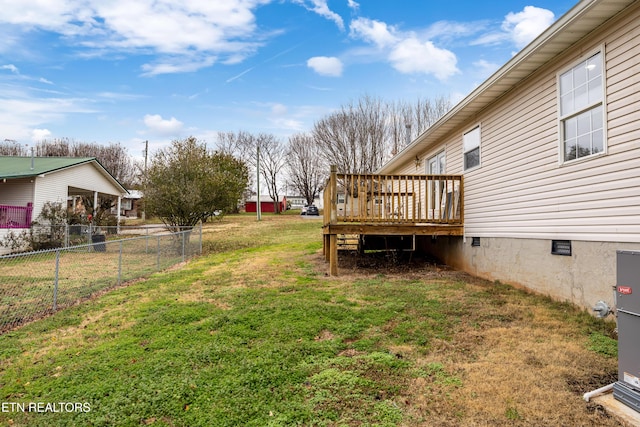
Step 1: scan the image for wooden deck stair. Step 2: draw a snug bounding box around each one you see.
[337,234,359,250]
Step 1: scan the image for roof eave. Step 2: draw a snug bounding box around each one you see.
[378,0,634,174]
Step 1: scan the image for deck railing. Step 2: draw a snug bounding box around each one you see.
[0,203,33,229]
[323,166,463,225]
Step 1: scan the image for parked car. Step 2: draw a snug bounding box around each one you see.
[306,205,319,216]
[300,205,308,215]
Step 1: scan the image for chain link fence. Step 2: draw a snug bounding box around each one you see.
[0,223,202,334]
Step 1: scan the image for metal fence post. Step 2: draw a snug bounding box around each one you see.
[53,250,60,311]
[118,240,123,286]
[182,231,186,262]
[1,225,206,333]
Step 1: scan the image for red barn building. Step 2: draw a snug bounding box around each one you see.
[245,196,287,213]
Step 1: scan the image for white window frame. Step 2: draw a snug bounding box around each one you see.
[463,125,481,171]
[557,47,606,165]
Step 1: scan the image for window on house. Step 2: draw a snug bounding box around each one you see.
[463,126,481,170]
[559,51,604,162]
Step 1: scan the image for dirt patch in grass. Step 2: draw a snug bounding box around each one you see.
[337,249,450,275]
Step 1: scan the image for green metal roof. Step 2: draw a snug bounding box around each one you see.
[0,156,128,194]
[0,156,96,179]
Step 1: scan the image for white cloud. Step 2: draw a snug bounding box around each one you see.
[143,114,184,136]
[31,128,51,141]
[472,59,500,78]
[422,20,485,42]
[349,18,398,48]
[347,0,359,11]
[0,84,96,142]
[0,0,270,75]
[97,91,144,101]
[471,32,507,46]
[1,64,19,73]
[141,56,217,77]
[292,0,344,30]
[349,18,458,81]
[503,6,554,48]
[271,103,288,115]
[389,38,458,80]
[270,117,305,131]
[473,6,554,49]
[307,56,343,77]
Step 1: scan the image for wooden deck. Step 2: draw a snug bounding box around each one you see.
[322,166,464,275]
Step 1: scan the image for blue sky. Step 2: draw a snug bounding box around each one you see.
[0,0,577,160]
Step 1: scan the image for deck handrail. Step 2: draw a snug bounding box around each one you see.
[323,168,463,226]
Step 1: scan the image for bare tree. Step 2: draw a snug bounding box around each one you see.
[216,131,256,163]
[256,133,287,214]
[387,100,413,156]
[313,94,388,174]
[216,131,258,204]
[215,131,288,213]
[0,140,25,155]
[388,95,452,153]
[35,139,70,157]
[314,94,451,174]
[72,142,137,188]
[287,133,325,206]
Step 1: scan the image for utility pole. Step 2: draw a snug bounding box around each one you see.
[142,140,148,221]
[256,144,261,221]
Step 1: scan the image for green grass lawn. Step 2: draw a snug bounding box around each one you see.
[0,215,619,426]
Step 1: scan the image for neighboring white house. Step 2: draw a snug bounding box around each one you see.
[377,0,640,311]
[287,195,323,210]
[0,156,128,255]
[116,189,143,218]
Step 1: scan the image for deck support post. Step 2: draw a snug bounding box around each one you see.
[329,233,338,275]
[328,165,338,275]
[323,234,330,261]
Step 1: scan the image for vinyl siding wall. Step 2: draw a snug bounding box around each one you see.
[382,3,640,309]
[402,2,640,244]
[0,178,34,206]
[33,163,124,221]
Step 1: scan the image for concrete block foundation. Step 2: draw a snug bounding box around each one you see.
[417,235,639,312]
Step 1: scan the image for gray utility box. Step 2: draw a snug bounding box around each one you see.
[613,250,640,411]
